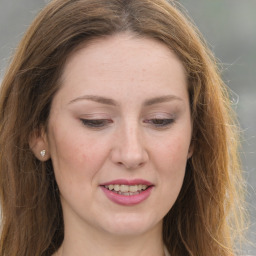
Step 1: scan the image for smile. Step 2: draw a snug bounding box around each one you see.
[100,179,154,206]
[104,184,149,195]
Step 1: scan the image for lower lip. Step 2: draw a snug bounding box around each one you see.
[100,186,153,206]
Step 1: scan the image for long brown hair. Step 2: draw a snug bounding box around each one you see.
[0,0,246,255]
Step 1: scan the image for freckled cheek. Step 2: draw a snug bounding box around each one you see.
[51,142,95,197]
[51,133,108,181]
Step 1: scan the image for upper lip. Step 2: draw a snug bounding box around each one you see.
[100,179,153,186]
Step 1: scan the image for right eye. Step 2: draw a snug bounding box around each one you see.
[80,119,112,129]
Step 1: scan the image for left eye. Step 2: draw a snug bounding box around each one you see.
[145,118,174,127]
[80,119,112,128]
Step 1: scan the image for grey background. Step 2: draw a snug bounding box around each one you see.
[0,0,255,254]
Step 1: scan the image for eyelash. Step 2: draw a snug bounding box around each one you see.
[80,119,113,128]
[80,118,175,129]
[144,118,175,127]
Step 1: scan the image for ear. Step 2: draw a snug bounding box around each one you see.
[29,128,50,161]
[187,142,194,159]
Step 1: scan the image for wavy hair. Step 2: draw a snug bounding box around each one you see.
[0,0,246,255]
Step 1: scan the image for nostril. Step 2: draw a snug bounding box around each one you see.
[116,161,145,170]
[110,143,149,170]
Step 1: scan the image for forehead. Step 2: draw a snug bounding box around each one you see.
[57,33,188,103]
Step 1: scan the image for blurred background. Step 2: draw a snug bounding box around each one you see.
[0,0,255,254]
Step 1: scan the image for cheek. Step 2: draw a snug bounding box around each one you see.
[150,134,190,214]
[155,133,190,193]
[161,134,190,168]
[48,125,107,189]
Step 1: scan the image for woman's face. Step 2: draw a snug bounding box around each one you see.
[45,34,192,237]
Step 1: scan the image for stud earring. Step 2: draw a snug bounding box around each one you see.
[40,150,46,158]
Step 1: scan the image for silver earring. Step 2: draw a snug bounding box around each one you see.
[40,150,46,158]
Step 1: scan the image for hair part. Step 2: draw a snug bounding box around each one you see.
[0,0,246,255]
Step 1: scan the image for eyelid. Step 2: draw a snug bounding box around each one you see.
[143,112,176,128]
[145,112,175,119]
[79,113,111,119]
[80,118,113,129]
[144,118,175,126]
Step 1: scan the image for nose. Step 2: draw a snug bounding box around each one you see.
[110,123,149,170]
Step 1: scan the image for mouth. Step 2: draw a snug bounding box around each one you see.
[103,184,150,196]
[100,179,154,206]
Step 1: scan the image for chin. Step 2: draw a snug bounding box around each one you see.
[101,212,162,236]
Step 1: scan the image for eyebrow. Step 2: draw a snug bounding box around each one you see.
[144,95,183,106]
[69,95,117,106]
[68,94,183,106]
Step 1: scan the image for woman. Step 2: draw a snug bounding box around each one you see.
[0,0,246,255]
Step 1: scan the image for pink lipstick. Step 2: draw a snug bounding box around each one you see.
[100,179,154,206]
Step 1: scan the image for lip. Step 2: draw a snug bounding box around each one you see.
[100,179,154,206]
[101,179,153,186]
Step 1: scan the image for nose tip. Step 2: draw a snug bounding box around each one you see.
[110,128,149,170]
[117,156,146,170]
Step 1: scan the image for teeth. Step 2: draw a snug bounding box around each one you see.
[104,184,149,193]
[141,185,147,190]
[113,185,120,191]
[108,184,114,190]
[129,185,137,192]
[120,184,128,192]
